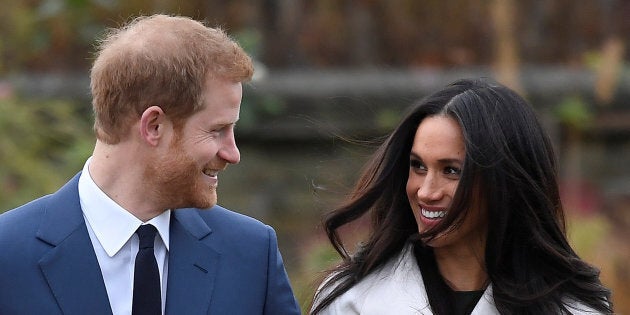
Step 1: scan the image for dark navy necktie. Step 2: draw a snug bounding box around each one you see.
[132,224,161,315]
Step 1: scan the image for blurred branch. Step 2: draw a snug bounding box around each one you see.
[594,37,625,105]
[491,0,523,94]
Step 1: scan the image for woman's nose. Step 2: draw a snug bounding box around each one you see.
[416,173,443,202]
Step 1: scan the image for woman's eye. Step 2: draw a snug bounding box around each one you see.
[444,166,462,176]
[409,159,426,171]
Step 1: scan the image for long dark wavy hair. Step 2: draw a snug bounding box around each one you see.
[311,78,612,314]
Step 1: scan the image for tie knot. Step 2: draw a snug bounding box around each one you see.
[136,224,157,249]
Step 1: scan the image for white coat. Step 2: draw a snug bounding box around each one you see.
[315,244,603,315]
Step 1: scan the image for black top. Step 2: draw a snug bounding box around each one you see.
[413,243,486,315]
[452,289,485,315]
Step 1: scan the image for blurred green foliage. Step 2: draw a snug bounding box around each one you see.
[0,0,105,73]
[3,0,628,72]
[567,214,609,259]
[376,107,402,130]
[292,240,341,313]
[555,96,593,131]
[0,96,93,211]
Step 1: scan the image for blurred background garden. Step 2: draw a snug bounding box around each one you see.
[1,0,629,313]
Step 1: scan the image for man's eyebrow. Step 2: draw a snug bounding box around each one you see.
[212,119,239,128]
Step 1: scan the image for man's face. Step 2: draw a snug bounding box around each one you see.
[144,77,242,210]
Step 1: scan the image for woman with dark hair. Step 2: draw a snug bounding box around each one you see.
[311,79,612,314]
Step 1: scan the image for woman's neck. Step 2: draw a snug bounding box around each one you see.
[433,245,488,291]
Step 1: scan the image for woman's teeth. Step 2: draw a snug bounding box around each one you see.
[421,208,446,219]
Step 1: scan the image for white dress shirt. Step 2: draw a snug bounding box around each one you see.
[78,158,170,315]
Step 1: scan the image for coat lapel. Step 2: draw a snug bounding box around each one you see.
[397,244,500,315]
[165,210,220,315]
[471,285,498,315]
[37,173,113,315]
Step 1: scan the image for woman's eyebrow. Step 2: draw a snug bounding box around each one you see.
[409,152,462,164]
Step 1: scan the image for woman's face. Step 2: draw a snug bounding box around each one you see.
[406,115,486,249]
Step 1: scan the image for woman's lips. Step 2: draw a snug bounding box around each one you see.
[417,206,447,229]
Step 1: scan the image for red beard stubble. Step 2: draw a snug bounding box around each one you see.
[142,135,217,211]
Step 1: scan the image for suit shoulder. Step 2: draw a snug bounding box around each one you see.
[185,205,278,243]
[0,195,50,232]
[0,173,80,227]
[195,205,270,231]
[0,196,52,262]
[175,206,277,253]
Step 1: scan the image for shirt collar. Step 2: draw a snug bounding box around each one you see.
[78,157,171,257]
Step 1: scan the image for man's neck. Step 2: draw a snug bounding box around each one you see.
[89,141,165,222]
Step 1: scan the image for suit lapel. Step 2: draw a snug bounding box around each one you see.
[165,210,220,315]
[37,173,113,315]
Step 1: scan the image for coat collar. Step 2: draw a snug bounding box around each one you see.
[319,243,499,314]
[399,244,498,315]
[36,173,113,315]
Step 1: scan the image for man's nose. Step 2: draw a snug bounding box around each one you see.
[219,134,240,164]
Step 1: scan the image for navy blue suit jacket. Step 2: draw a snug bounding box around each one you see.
[0,173,301,314]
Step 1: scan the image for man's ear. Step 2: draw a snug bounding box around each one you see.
[139,106,170,146]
